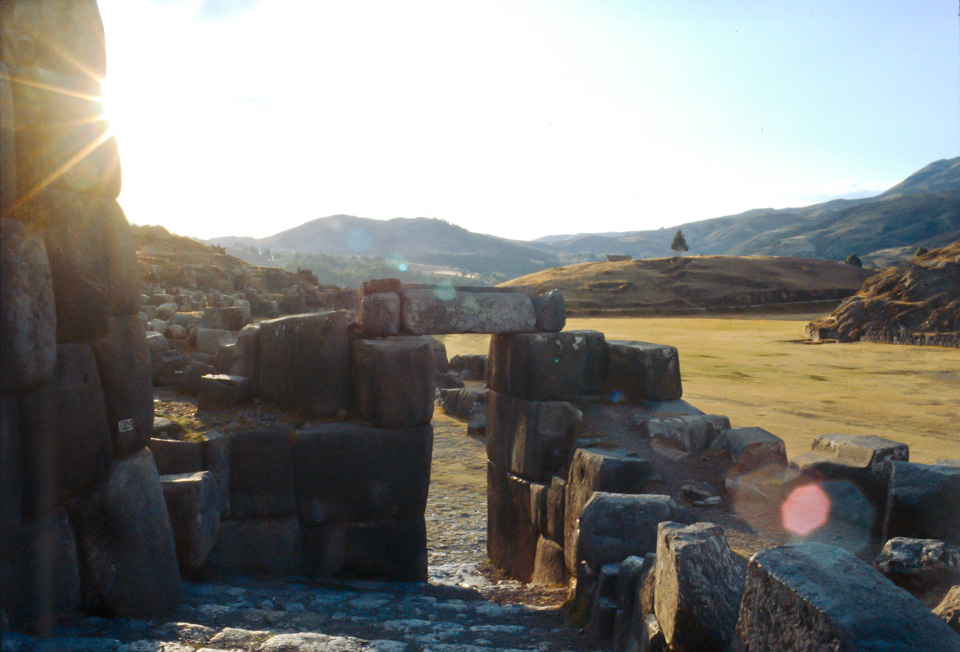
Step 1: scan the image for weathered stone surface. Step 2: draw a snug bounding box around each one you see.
[546,475,567,543]
[260,633,367,652]
[358,292,401,337]
[589,563,620,641]
[874,537,960,590]
[565,448,660,573]
[148,438,203,476]
[736,542,959,651]
[0,218,56,392]
[934,585,960,634]
[614,554,658,652]
[532,289,566,332]
[258,312,351,415]
[487,461,539,582]
[0,0,107,78]
[811,433,909,472]
[639,399,704,416]
[197,374,249,411]
[449,353,487,381]
[352,336,436,428]
[604,341,682,402]
[92,315,153,459]
[578,494,693,571]
[153,349,184,387]
[439,387,485,419]
[101,201,140,314]
[201,431,231,518]
[488,330,606,401]
[360,278,402,296]
[19,344,112,519]
[400,288,536,335]
[227,323,259,396]
[486,391,582,481]
[1,398,21,560]
[195,328,236,356]
[205,515,301,576]
[884,461,960,545]
[160,472,220,572]
[429,336,449,373]
[637,414,730,453]
[294,423,432,525]
[217,305,250,331]
[67,448,182,618]
[0,509,79,630]
[302,516,427,581]
[654,522,745,652]
[175,360,215,396]
[709,426,787,473]
[0,63,15,214]
[532,536,566,586]
[229,430,296,518]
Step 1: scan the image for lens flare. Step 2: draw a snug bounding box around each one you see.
[781,483,831,536]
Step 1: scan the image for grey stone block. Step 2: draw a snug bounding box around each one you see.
[546,475,566,543]
[197,374,249,411]
[1,398,20,564]
[148,438,203,476]
[532,289,566,332]
[301,516,427,581]
[604,340,682,402]
[400,287,536,335]
[160,472,220,571]
[202,431,231,518]
[488,330,606,401]
[101,201,140,315]
[195,328,236,356]
[811,433,909,472]
[217,305,250,331]
[709,426,787,473]
[637,414,730,453]
[884,461,960,545]
[152,348,184,386]
[67,448,182,618]
[229,430,296,518]
[352,336,435,428]
[0,218,56,393]
[487,461,539,582]
[532,536,566,586]
[294,423,432,525]
[358,292,400,337]
[175,360,215,396]
[205,515,301,576]
[874,537,960,591]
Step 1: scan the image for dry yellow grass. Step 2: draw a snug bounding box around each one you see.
[440,316,960,464]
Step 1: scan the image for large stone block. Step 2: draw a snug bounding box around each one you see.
[0,218,56,392]
[532,288,566,332]
[358,292,400,337]
[202,431,231,518]
[258,311,351,416]
[67,448,182,618]
[294,423,432,525]
[19,344,112,520]
[217,305,250,331]
[874,537,960,590]
[227,323,259,395]
[352,336,435,428]
[488,330,606,401]
[487,461,539,582]
[400,287,536,335]
[0,509,79,631]
[736,542,959,651]
[578,493,693,571]
[0,0,107,78]
[0,63,15,214]
[195,328,236,356]
[654,522,746,652]
[604,341,682,402]
[486,390,582,481]
[565,447,660,573]
[1,398,21,560]
[637,414,730,453]
[811,433,909,472]
[532,536,566,586]
[301,516,427,581]
[229,430,296,518]
[709,426,787,473]
[101,201,140,314]
[147,438,203,476]
[197,374,249,411]
[884,462,960,545]
[205,515,301,576]
[160,471,220,572]
[92,315,153,458]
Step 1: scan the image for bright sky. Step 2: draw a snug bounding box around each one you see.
[97,0,960,241]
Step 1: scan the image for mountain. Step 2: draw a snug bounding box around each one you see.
[535,157,960,264]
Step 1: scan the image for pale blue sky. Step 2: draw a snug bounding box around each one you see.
[97,0,959,240]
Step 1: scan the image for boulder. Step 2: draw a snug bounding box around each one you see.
[439,387,486,419]
[486,391,582,481]
[614,554,658,652]
[229,430,296,518]
[532,288,566,332]
[92,315,153,458]
[467,403,486,436]
[435,371,466,390]
[1,398,21,560]
[197,374,250,411]
[18,344,112,520]
[175,360,215,396]
[604,341,682,402]
[811,433,909,472]
[934,585,960,634]
[160,471,220,571]
[565,448,661,573]
[258,311,351,416]
[157,302,178,320]
[884,461,960,545]
[429,337,449,373]
[67,448,182,618]
[532,536,566,586]
[654,522,745,652]
[205,515,301,576]
[736,542,959,651]
[195,328,236,356]
[449,353,487,379]
[169,312,201,330]
[637,414,730,453]
[488,330,606,400]
[147,438,203,476]
[301,516,427,581]
[165,323,187,339]
[352,336,435,428]
[227,323,260,395]
[874,537,960,589]
[578,494,693,571]
[0,218,56,392]
[294,423,432,524]
[217,305,250,331]
[487,461,539,582]
[358,292,401,337]
[709,426,787,473]
[400,287,536,334]
[152,349,184,386]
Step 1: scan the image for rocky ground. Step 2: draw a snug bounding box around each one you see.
[2,402,605,652]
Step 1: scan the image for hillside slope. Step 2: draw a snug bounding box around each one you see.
[502,255,874,314]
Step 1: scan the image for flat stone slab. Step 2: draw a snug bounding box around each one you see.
[400,288,537,335]
[710,426,787,473]
[811,433,909,471]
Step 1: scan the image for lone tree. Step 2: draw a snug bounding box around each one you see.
[670,229,689,257]
[845,253,863,268]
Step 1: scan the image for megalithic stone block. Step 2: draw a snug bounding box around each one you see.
[352,336,436,428]
[197,374,250,411]
[0,217,56,393]
[709,426,788,473]
[92,315,153,459]
[19,344,112,520]
[485,390,582,481]
[884,461,960,545]
[301,516,427,582]
[736,542,959,651]
[204,515,301,576]
[1,398,21,561]
[488,330,606,401]
[258,311,351,416]
[487,461,539,582]
[358,292,401,337]
[604,340,682,402]
[0,0,107,78]
[531,536,566,586]
[637,414,731,453]
[0,63,16,214]
[67,447,182,619]
[160,471,220,572]
[400,287,537,335]
[101,201,140,315]
[229,430,296,518]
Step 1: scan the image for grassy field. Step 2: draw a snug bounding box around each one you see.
[440,316,960,464]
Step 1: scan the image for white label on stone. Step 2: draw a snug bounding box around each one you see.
[118,418,134,432]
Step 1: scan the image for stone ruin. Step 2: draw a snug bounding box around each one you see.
[2,2,959,649]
